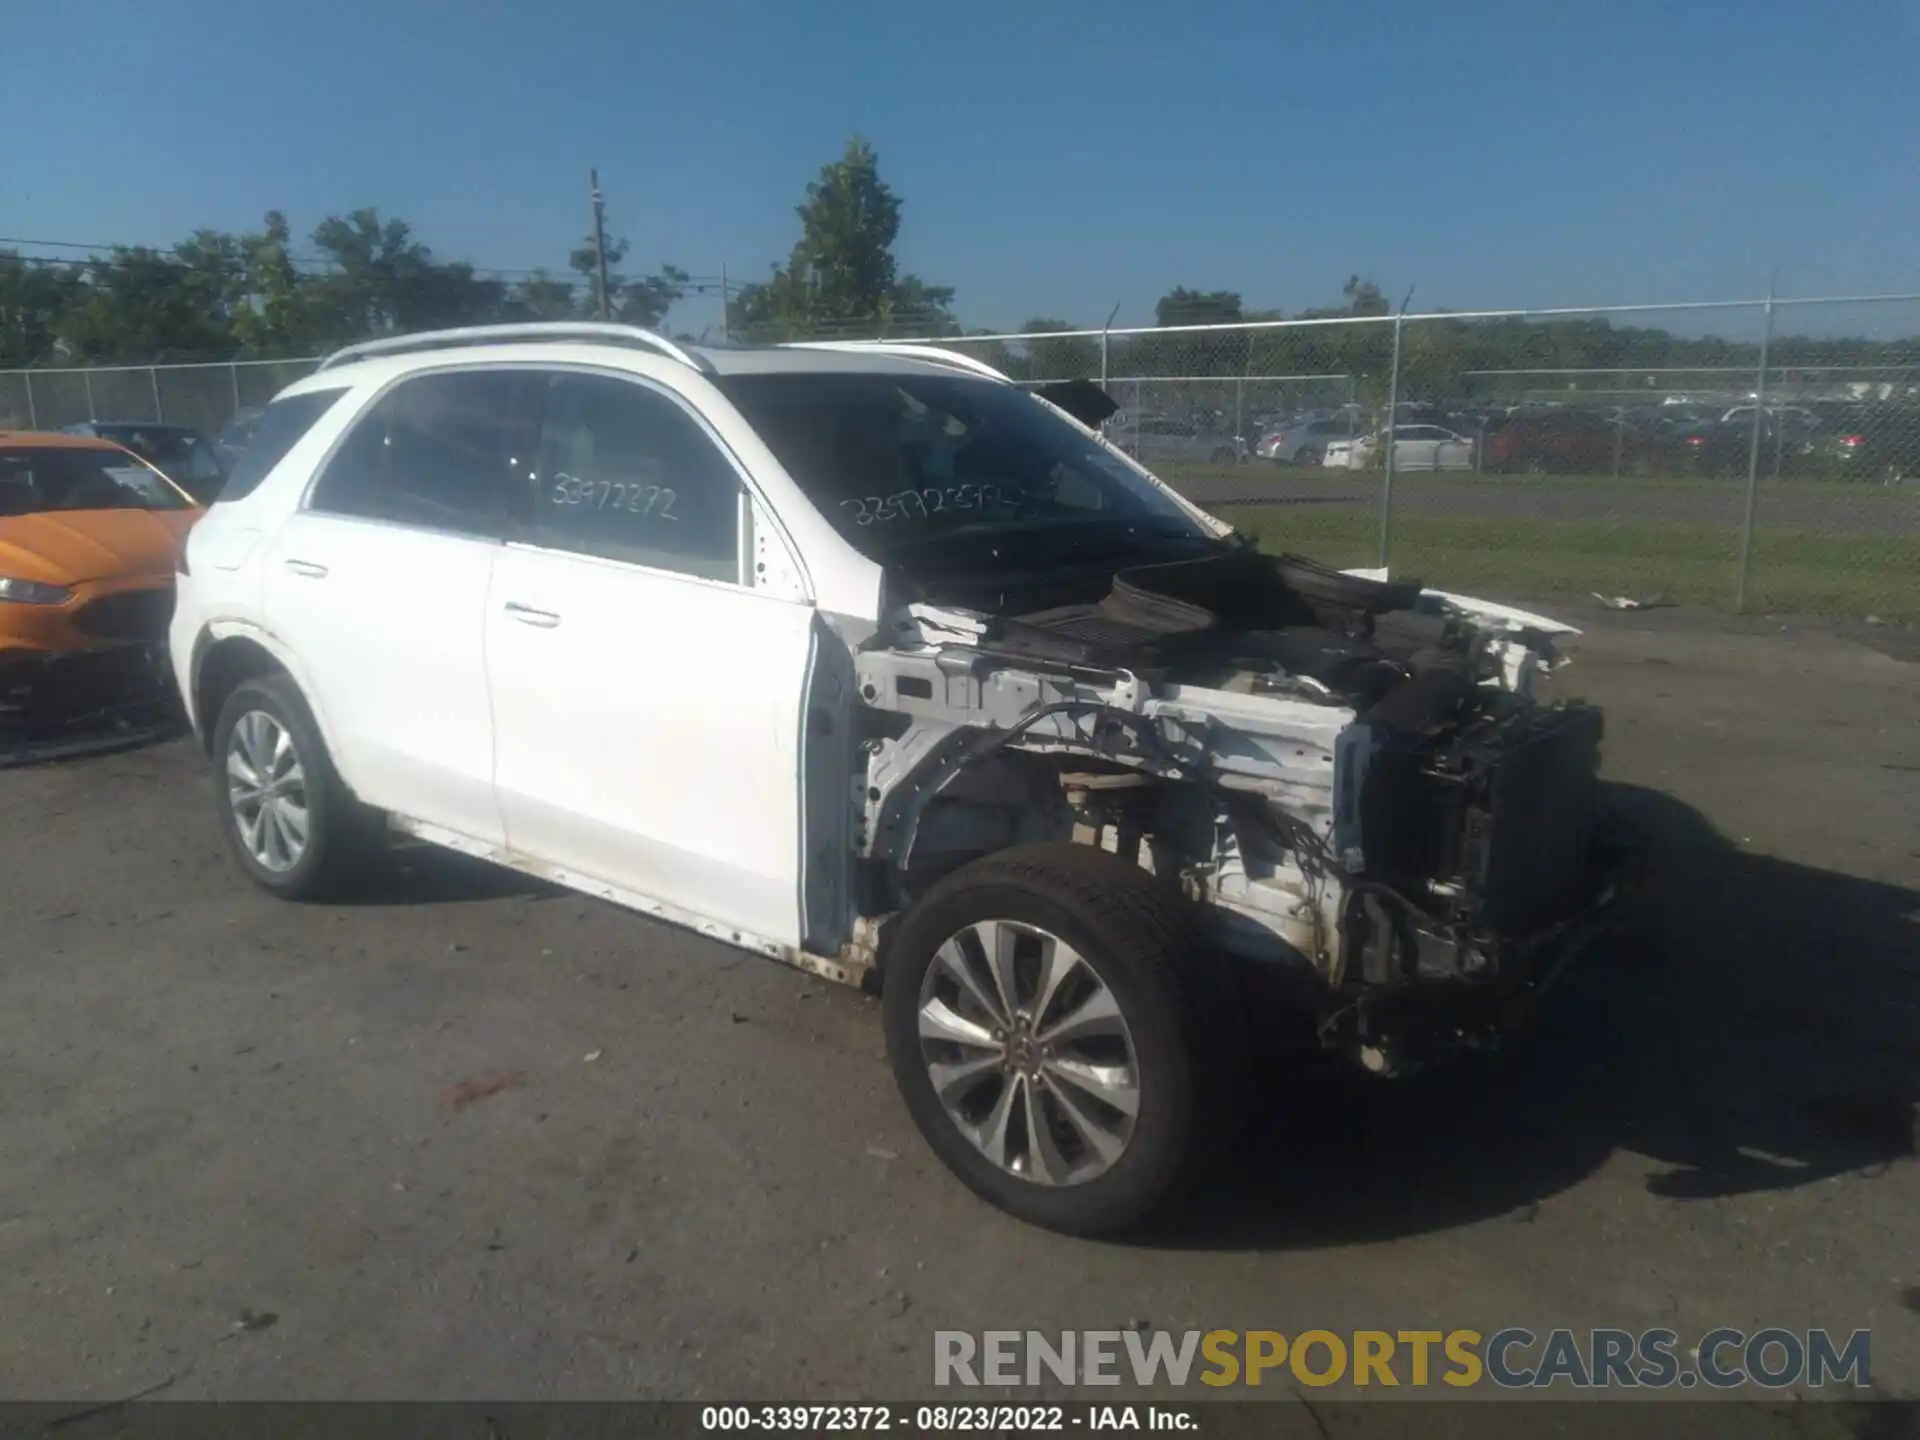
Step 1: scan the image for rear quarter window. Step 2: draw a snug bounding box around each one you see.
[217,388,350,502]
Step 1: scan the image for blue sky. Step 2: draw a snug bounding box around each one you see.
[3,0,1914,330]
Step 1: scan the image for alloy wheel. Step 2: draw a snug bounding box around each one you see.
[915,919,1141,1186]
[226,709,309,873]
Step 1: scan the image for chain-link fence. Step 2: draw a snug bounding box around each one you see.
[5,296,1917,621]
[877,298,1920,623]
[0,358,322,436]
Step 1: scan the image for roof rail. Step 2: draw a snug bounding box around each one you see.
[780,340,1013,384]
[317,323,713,374]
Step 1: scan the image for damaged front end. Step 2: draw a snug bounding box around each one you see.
[0,641,182,767]
[853,544,1638,1075]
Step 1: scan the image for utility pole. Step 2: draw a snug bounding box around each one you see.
[589,168,612,322]
[719,262,730,342]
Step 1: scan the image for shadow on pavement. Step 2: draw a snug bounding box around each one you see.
[1164,782,1919,1248]
[331,842,565,907]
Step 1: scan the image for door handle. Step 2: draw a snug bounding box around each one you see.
[283,558,328,578]
[503,601,561,628]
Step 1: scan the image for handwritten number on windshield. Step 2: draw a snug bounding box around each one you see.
[839,483,1013,526]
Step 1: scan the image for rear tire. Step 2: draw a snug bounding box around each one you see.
[1295,445,1324,467]
[210,674,383,902]
[883,843,1244,1237]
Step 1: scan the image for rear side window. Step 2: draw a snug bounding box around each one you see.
[309,371,537,540]
[217,388,348,502]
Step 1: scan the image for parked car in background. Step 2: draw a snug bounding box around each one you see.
[0,431,201,757]
[1105,414,1245,465]
[1254,416,1358,466]
[214,407,264,473]
[1324,424,1475,472]
[1679,406,1825,477]
[1481,410,1670,475]
[62,421,227,503]
[1807,405,1920,482]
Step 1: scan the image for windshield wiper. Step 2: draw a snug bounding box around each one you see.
[875,515,1223,564]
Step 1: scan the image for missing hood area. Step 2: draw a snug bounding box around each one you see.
[888,545,1572,730]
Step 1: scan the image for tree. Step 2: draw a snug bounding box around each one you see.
[0,253,85,367]
[59,247,237,362]
[232,212,321,355]
[791,135,901,324]
[563,227,687,328]
[502,271,580,323]
[303,208,507,343]
[881,274,958,336]
[1020,319,1100,381]
[1153,288,1243,328]
[1142,286,1247,379]
[728,136,954,341]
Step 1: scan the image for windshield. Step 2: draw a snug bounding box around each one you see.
[0,447,195,516]
[713,371,1212,565]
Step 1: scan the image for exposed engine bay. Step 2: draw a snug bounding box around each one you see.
[853,543,1634,1070]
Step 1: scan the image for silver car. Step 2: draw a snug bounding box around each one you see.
[1324,424,1477,472]
[1255,416,1361,466]
[1103,414,1245,465]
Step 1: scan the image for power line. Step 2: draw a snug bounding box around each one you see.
[0,235,726,286]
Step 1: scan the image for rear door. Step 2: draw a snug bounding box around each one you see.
[483,368,818,949]
[259,369,539,844]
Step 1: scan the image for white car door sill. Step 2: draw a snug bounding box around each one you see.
[383,812,880,989]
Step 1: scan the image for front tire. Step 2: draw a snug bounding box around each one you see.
[211,674,382,901]
[883,843,1242,1236]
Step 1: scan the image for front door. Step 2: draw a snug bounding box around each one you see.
[483,369,817,949]
[1393,426,1443,472]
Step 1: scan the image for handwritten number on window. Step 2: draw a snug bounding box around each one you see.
[548,472,677,521]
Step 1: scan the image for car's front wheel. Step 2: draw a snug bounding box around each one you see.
[211,674,382,901]
[883,843,1243,1236]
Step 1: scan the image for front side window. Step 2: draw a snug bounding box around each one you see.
[527,373,741,582]
[713,370,1212,575]
[309,371,536,539]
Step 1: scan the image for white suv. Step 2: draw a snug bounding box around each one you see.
[173,323,1632,1235]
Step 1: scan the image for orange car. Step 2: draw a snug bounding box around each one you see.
[0,431,204,755]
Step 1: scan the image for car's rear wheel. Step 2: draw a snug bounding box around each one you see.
[883,843,1244,1236]
[212,674,382,901]
[1295,445,1324,467]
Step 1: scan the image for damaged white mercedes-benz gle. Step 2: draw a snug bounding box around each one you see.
[172,324,1636,1236]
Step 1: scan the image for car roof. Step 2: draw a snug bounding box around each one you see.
[0,430,131,452]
